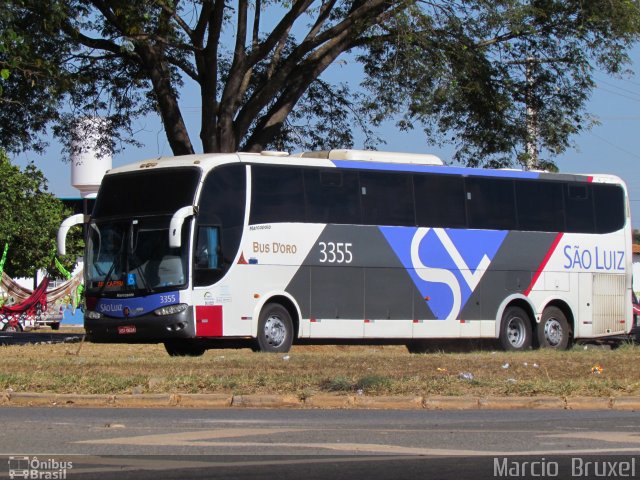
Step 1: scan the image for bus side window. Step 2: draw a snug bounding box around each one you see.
[305,169,361,224]
[466,177,516,230]
[593,184,625,234]
[195,226,220,270]
[565,184,595,233]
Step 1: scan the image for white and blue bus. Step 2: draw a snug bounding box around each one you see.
[57,149,633,355]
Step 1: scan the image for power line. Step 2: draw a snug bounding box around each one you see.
[597,87,640,103]
[597,116,640,120]
[614,75,640,88]
[588,130,640,160]
[597,78,640,98]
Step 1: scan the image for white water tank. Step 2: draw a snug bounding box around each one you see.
[71,117,112,198]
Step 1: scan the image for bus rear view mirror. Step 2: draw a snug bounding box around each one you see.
[57,214,88,256]
[169,206,197,248]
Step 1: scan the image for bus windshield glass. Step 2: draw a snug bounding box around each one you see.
[86,215,191,294]
[92,167,201,218]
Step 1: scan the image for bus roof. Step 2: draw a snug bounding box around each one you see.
[105,150,624,186]
[296,149,443,165]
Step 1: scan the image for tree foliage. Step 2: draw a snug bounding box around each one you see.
[0,150,79,278]
[0,1,639,169]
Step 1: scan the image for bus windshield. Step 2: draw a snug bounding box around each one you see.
[93,167,201,218]
[86,215,190,294]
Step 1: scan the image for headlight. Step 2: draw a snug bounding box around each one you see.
[154,303,188,316]
[85,310,103,320]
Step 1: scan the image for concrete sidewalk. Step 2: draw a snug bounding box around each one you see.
[2,391,640,410]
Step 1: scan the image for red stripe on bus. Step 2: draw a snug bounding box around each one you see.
[524,232,564,296]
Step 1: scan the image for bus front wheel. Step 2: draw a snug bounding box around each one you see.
[499,306,532,351]
[537,306,572,350]
[257,303,293,353]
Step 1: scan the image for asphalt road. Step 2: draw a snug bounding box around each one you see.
[1,408,639,479]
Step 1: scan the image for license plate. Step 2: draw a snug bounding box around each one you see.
[118,325,136,334]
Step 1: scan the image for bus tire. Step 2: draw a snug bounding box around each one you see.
[257,303,293,353]
[164,340,206,357]
[499,306,532,351]
[537,306,572,350]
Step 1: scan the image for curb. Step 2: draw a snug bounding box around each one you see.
[2,392,640,410]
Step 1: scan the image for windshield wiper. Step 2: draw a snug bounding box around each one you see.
[133,262,155,295]
[96,231,125,296]
[125,220,154,294]
[97,255,120,297]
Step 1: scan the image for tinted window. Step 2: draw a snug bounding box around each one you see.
[94,168,200,217]
[414,174,466,228]
[305,169,361,224]
[196,165,246,286]
[250,165,305,224]
[466,177,516,230]
[194,226,223,286]
[565,184,594,233]
[593,183,625,233]
[515,180,564,232]
[198,165,246,227]
[360,171,414,226]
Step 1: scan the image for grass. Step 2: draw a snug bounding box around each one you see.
[2,336,640,398]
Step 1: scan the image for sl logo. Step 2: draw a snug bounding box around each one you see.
[382,227,507,321]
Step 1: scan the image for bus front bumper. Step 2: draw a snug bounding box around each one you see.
[84,307,196,343]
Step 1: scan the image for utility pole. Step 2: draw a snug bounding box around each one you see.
[509,55,568,171]
[525,57,538,171]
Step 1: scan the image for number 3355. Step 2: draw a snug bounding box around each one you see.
[318,242,353,263]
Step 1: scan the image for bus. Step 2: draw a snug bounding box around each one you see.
[57,149,633,355]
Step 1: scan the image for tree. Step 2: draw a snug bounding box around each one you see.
[0,1,639,169]
[0,149,79,278]
[0,1,69,154]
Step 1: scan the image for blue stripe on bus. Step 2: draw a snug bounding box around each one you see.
[331,160,541,179]
[94,291,179,318]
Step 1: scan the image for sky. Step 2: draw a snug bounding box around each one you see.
[13,45,640,228]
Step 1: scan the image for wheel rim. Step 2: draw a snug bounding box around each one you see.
[264,314,287,347]
[506,316,526,348]
[544,318,563,347]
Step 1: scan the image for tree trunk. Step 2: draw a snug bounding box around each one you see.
[137,45,195,156]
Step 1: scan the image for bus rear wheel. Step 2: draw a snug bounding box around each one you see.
[164,340,206,357]
[537,306,572,350]
[499,306,532,351]
[257,303,293,353]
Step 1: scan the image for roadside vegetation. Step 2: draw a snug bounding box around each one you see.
[2,335,639,398]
